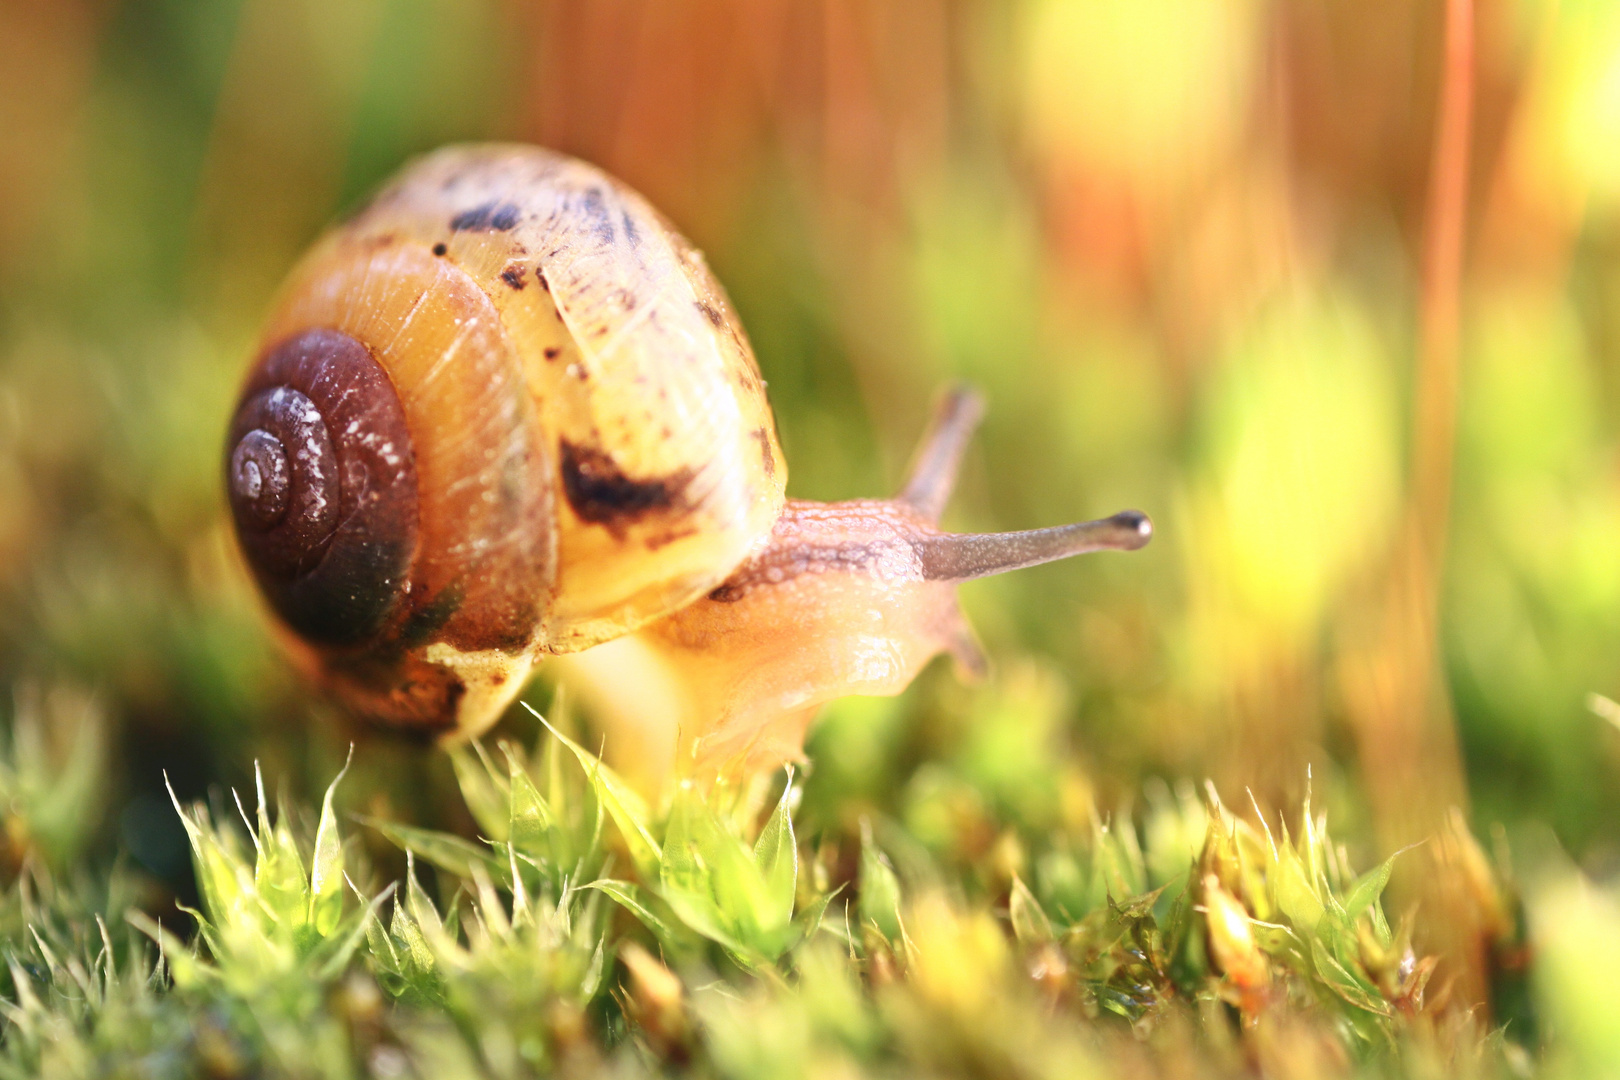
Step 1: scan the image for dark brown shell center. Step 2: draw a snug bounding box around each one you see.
[227,386,340,575]
[228,428,290,528]
[225,328,420,647]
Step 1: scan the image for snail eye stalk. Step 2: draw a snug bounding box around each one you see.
[897,383,986,522]
[893,383,1153,582]
[913,511,1153,583]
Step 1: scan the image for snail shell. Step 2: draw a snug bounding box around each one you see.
[226,145,783,733]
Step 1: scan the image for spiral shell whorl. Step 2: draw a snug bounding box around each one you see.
[226,328,419,646]
[228,426,293,530]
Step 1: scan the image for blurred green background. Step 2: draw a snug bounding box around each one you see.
[2,0,1619,921]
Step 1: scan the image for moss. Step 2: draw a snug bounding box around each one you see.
[0,696,1554,1080]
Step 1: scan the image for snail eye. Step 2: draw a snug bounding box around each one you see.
[225,329,419,646]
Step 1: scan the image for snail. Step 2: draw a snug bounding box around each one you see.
[224,145,1151,783]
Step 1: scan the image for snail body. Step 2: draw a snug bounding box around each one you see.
[225,145,1150,781]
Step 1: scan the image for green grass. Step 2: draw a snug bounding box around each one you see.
[0,693,1582,1080]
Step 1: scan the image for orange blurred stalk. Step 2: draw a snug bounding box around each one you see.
[1341,0,1484,1007]
[1414,0,1474,557]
